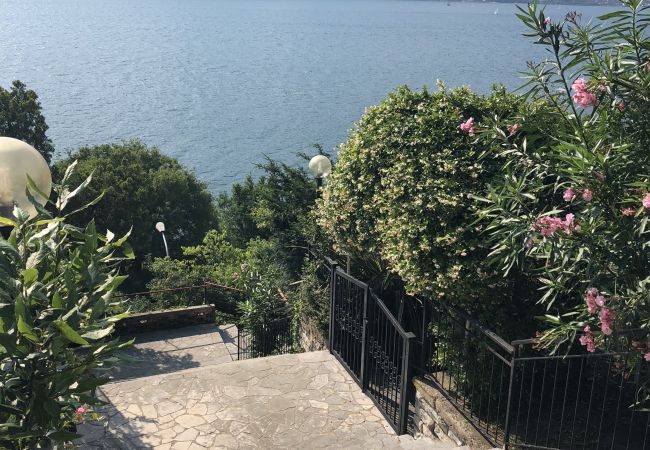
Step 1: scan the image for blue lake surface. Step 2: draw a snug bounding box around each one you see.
[0,0,616,192]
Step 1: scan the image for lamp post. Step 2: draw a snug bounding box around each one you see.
[308,154,332,190]
[0,137,52,239]
[155,221,170,257]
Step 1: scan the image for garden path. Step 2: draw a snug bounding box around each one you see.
[77,325,470,449]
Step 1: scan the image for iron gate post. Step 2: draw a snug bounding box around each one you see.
[503,344,518,449]
[328,261,339,352]
[398,332,416,435]
[360,285,370,391]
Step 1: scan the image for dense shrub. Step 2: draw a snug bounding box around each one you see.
[317,84,538,328]
[52,141,217,290]
[141,230,290,318]
[216,155,321,277]
[0,165,132,449]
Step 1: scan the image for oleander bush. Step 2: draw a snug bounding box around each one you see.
[0,164,133,449]
[476,0,650,378]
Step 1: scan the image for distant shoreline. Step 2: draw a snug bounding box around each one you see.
[441,0,621,6]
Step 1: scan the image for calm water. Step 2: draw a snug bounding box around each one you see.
[0,0,615,191]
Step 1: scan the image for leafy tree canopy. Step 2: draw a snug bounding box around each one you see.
[0,80,55,163]
[52,140,217,289]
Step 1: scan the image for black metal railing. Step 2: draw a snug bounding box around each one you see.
[237,317,295,360]
[328,260,415,435]
[423,298,650,449]
[114,281,244,316]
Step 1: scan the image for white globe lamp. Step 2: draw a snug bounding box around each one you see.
[308,155,332,180]
[0,137,52,223]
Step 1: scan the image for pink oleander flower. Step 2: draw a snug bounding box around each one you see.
[571,78,598,108]
[595,295,605,307]
[543,16,551,25]
[599,307,615,336]
[508,123,520,136]
[563,213,575,234]
[75,404,89,423]
[572,78,588,92]
[459,117,476,136]
[581,189,593,202]
[643,193,650,209]
[621,207,636,216]
[618,102,625,112]
[579,326,596,353]
[533,214,576,237]
[585,288,599,314]
[645,352,650,362]
[573,90,598,108]
[563,188,577,202]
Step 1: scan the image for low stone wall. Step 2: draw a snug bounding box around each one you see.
[115,304,215,335]
[412,376,495,449]
[299,314,327,351]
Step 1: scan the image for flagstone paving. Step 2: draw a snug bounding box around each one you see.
[111,324,239,381]
[78,351,466,449]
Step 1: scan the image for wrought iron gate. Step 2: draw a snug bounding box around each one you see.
[327,260,415,435]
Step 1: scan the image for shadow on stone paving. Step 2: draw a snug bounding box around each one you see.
[110,345,200,381]
[76,392,154,449]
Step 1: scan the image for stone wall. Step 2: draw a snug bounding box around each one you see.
[412,377,495,449]
[299,314,327,351]
[115,304,215,334]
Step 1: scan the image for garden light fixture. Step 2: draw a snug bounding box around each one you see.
[155,221,170,257]
[0,137,52,236]
[308,154,332,189]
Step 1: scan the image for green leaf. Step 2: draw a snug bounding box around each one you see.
[0,403,23,415]
[46,430,82,442]
[22,268,39,285]
[53,320,89,346]
[81,325,114,340]
[17,318,39,343]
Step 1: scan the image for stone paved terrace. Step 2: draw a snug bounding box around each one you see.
[78,325,471,449]
[110,324,238,381]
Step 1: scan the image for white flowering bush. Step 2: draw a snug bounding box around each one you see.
[477,0,650,367]
[317,84,544,328]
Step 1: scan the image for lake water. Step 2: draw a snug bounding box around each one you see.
[0,0,615,192]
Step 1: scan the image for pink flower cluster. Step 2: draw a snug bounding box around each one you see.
[599,307,615,336]
[563,187,592,202]
[533,213,575,237]
[621,207,636,216]
[584,288,615,337]
[75,404,89,423]
[579,326,596,353]
[459,117,476,136]
[572,78,598,108]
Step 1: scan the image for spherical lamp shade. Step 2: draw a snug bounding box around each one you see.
[0,137,52,220]
[155,221,166,233]
[308,155,332,179]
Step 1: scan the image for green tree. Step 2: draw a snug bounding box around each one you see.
[0,163,133,449]
[217,154,322,277]
[0,80,55,163]
[52,141,217,290]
